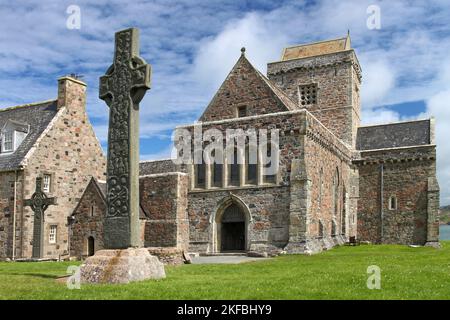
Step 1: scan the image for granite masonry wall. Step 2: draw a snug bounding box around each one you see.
[18,77,106,259]
[267,50,361,147]
[0,171,24,259]
[304,112,354,240]
[141,173,189,250]
[180,111,306,254]
[70,174,189,263]
[285,111,355,253]
[199,55,296,122]
[139,159,182,175]
[69,180,106,258]
[356,146,438,245]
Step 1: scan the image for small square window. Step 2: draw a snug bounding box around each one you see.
[43,174,51,193]
[237,106,247,118]
[299,84,317,106]
[49,225,57,244]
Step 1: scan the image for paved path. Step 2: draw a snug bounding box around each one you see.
[191,255,270,264]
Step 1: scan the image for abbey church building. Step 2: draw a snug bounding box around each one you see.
[0,34,440,260]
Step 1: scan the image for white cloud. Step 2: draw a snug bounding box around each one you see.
[361,107,400,126]
[192,12,287,92]
[1,0,450,203]
[420,60,450,205]
[360,59,396,108]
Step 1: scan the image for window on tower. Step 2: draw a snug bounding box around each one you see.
[237,105,247,118]
[299,84,318,106]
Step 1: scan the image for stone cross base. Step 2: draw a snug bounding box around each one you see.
[80,248,166,284]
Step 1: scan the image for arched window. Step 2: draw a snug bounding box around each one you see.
[342,186,347,235]
[318,167,323,206]
[195,156,206,188]
[318,220,324,238]
[331,220,337,236]
[212,149,223,188]
[332,168,339,217]
[263,142,276,184]
[229,147,240,186]
[389,195,397,210]
[246,145,257,185]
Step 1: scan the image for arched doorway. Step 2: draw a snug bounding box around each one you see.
[87,236,95,256]
[220,203,246,252]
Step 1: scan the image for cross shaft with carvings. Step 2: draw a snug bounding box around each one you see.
[24,177,57,258]
[99,28,151,249]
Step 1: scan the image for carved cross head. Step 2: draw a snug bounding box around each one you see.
[99,28,151,108]
[24,177,57,218]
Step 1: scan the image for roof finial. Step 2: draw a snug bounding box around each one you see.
[347,29,350,37]
[241,47,246,56]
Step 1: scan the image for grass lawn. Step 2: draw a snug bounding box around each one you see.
[1,242,450,300]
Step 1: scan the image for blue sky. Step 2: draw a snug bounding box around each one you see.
[0,0,449,204]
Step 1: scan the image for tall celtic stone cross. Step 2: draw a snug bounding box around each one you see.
[24,177,57,258]
[99,28,151,249]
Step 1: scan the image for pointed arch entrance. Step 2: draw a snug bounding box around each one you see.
[221,204,245,251]
[212,194,251,253]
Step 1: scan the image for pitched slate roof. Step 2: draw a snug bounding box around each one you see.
[139,159,178,175]
[0,100,59,171]
[356,119,431,151]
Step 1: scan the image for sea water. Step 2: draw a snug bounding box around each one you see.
[440,225,450,240]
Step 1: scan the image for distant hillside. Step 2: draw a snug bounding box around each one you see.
[440,206,450,225]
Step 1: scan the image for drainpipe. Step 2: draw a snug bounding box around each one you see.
[380,164,384,243]
[12,170,17,260]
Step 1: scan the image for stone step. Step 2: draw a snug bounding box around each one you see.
[200,252,247,257]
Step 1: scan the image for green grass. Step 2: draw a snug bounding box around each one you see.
[1,242,450,300]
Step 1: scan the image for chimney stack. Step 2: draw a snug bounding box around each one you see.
[57,75,87,110]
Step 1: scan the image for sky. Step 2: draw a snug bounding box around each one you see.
[0,0,449,204]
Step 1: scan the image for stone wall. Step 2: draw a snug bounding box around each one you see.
[199,55,295,122]
[19,77,106,259]
[357,120,431,151]
[267,50,361,147]
[0,171,24,259]
[139,159,182,175]
[140,173,189,250]
[356,146,437,245]
[69,180,106,259]
[304,112,354,239]
[70,174,190,260]
[188,187,291,254]
[182,111,306,254]
[286,111,355,253]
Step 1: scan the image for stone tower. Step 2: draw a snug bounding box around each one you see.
[267,34,361,147]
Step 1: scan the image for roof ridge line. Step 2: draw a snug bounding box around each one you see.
[359,118,430,128]
[139,158,173,164]
[282,36,347,51]
[255,70,298,110]
[0,99,57,113]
